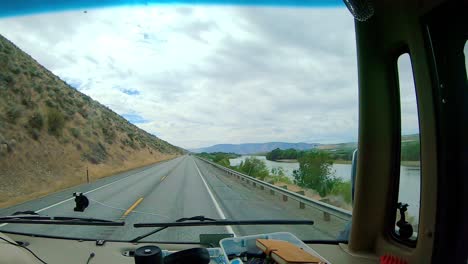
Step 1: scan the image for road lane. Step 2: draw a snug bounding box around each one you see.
[193,157,338,241]
[0,155,343,243]
[110,156,228,242]
[0,157,185,238]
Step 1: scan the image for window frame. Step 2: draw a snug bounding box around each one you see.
[388,47,422,248]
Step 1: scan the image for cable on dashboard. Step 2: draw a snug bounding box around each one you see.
[0,236,48,264]
[86,252,95,264]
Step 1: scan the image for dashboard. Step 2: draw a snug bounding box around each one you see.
[0,232,378,264]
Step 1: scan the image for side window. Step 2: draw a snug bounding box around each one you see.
[396,53,420,241]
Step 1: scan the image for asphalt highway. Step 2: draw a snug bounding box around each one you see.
[0,156,342,243]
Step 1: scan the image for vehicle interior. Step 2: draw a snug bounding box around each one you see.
[0,0,466,263]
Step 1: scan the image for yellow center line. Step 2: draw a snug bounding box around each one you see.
[160,175,167,182]
[122,197,144,217]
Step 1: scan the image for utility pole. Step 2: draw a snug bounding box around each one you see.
[86,166,89,183]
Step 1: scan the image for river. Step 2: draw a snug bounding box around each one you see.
[229,155,421,221]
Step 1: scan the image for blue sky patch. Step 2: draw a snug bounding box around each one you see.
[64,79,82,90]
[121,88,140,96]
[122,113,148,124]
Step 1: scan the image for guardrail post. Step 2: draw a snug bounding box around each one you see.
[320,198,331,221]
[323,212,331,221]
[260,185,264,190]
[252,182,256,187]
[270,189,275,195]
[296,191,305,209]
[281,185,288,201]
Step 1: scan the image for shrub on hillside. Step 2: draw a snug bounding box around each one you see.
[29,68,40,78]
[0,52,8,65]
[6,105,22,124]
[0,72,14,84]
[127,132,135,141]
[11,87,22,94]
[78,108,88,118]
[33,84,43,94]
[47,108,65,136]
[102,127,116,144]
[10,67,21,75]
[69,127,80,138]
[45,99,57,108]
[21,96,33,108]
[30,129,40,140]
[82,142,108,164]
[28,112,44,130]
[121,138,137,149]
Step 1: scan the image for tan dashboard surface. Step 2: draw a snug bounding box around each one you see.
[0,232,378,264]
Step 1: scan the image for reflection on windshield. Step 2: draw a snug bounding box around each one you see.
[0,5,362,242]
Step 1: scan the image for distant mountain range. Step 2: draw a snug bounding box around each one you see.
[190,142,319,154]
[191,134,419,155]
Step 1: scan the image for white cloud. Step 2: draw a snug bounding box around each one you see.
[0,6,386,149]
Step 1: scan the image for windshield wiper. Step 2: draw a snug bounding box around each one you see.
[131,215,313,242]
[0,212,124,226]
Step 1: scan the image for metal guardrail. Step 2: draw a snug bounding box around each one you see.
[196,156,352,221]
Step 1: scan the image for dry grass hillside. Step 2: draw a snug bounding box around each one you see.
[0,35,184,208]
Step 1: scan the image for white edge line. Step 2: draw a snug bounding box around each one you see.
[36,174,132,213]
[0,160,171,228]
[192,159,236,237]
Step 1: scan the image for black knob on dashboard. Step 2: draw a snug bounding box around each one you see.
[134,245,163,264]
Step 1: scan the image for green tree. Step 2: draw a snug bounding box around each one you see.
[266,148,304,161]
[271,167,285,177]
[331,181,352,204]
[217,158,230,167]
[270,167,292,184]
[239,157,269,180]
[266,148,282,161]
[197,152,239,168]
[293,151,340,197]
[401,141,420,161]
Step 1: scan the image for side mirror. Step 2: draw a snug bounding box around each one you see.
[337,149,358,241]
[73,192,89,212]
[351,149,358,205]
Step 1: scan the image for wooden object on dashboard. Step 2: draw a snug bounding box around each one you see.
[256,239,325,264]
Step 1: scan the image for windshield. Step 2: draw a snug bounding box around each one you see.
[0,3,360,243]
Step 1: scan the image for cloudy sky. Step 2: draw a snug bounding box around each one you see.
[0,5,421,149]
